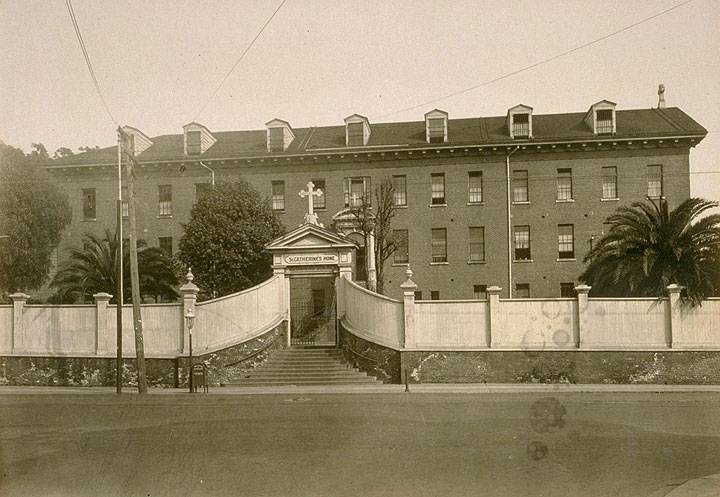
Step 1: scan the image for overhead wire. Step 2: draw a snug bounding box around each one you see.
[193,0,289,121]
[376,0,697,119]
[64,0,118,127]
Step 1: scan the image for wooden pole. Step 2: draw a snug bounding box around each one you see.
[116,130,124,394]
[119,128,148,394]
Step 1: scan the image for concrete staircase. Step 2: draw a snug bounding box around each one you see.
[224,347,381,386]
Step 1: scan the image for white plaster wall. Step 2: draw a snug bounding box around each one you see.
[0,306,13,352]
[583,299,667,348]
[493,300,576,349]
[22,306,95,353]
[676,299,720,348]
[342,278,404,349]
[414,301,487,348]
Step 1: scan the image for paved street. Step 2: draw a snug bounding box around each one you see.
[1,389,719,497]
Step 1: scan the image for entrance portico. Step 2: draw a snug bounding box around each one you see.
[265,219,357,347]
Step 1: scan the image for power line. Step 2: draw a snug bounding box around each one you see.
[377,0,697,119]
[64,0,118,126]
[193,0,288,121]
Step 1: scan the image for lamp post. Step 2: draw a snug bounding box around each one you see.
[185,308,195,393]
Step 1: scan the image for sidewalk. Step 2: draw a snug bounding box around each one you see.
[2,382,720,395]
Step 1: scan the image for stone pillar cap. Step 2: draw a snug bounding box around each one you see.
[574,284,592,293]
[666,283,684,292]
[487,286,502,294]
[179,267,199,294]
[399,265,417,290]
[93,292,113,300]
[9,292,30,300]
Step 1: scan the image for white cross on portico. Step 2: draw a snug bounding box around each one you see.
[299,181,324,225]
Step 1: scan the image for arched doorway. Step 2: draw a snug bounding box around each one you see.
[346,231,367,283]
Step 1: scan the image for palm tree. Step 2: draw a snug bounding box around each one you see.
[580,198,720,306]
[50,229,179,303]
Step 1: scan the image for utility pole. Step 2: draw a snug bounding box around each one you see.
[116,130,124,394]
[118,127,148,394]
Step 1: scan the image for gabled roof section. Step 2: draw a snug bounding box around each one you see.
[507,104,533,114]
[266,223,358,252]
[121,125,153,155]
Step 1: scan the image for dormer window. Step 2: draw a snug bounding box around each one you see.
[120,125,153,156]
[265,119,295,152]
[186,131,201,155]
[344,114,370,146]
[585,100,616,135]
[424,109,448,144]
[507,104,533,139]
[183,122,217,156]
[595,109,613,134]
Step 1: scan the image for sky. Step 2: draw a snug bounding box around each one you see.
[1,0,718,204]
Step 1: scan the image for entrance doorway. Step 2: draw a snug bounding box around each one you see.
[289,277,337,346]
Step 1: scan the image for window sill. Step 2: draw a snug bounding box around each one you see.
[430,261,449,265]
[467,202,485,206]
[429,203,447,208]
[393,205,408,209]
[600,198,619,202]
[513,259,534,263]
[273,210,285,213]
[157,215,173,219]
[392,262,410,267]
[555,199,575,203]
[647,196,666,200]
[556,258,577,262]
[81,218,97,222]
[467,260,486,265]
[512,201,530,205]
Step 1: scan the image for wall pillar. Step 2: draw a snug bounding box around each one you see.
[487,286,502,348]
[574,285,591,348]
[399,266,417,348]
[10,292,29,352]
[666,284,682,348]
[93,292,112,354]
[366,231,377,292]
[179,269,199,354]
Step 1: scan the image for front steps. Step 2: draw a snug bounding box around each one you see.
[223,347,381,386]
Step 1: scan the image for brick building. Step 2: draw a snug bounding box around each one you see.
[45,94,707,300]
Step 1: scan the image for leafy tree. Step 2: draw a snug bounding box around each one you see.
[580,198,720,306]
[350,177,398,295]
[53,147,75,159]
[50,229,179,304]
[27,143,49,162]
[0,143,72,294]
[178,181,284,299]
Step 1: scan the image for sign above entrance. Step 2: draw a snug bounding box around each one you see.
[284,253,339,265]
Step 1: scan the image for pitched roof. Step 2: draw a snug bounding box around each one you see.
[46,107,707,166]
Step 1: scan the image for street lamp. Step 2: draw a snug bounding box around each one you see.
[185,308,195,393]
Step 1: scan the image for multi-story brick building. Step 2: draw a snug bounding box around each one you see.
[45,94,707,300]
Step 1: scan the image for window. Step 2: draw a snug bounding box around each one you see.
[556,168,573,201]
[431,173,445,205]
[596,109,613,134]
[393,175,407,206]
[468,227,485,262]
[393,229,409,264]
[431,228,447,263]
[512,170,528,202]
[158,185,172,216]
[121,186,128,218]
[602,166,617,199]
[430,291,440,300]
[195,183,211,200]
[186,131,201,155]
[268,127,285,152]
[159,237,172,256]
[512,113,530,138]
[312,179,326,209]
[414,291,423,300]
[468,171,483,203]
[558,224,575,259]
[647,165,663,198]
[82,188,96,220]
[344,177,371,207]
[271,181,285,210]
[514,225,531,260]
[473,284,487,300]
[427,118,445,143]
[560,283,575,298]
[515,283,530,298]
[347,122,364,146]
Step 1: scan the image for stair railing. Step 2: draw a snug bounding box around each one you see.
[224,331,285,367]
